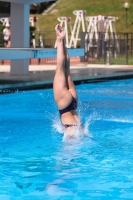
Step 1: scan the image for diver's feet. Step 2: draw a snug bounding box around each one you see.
[55,24,65,41]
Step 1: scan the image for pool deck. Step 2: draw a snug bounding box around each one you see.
[0,63,133,92]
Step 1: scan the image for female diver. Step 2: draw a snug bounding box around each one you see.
[53,24,83,138]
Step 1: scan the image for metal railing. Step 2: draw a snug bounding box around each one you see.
[0,31,133,65]
[80,32,133,65]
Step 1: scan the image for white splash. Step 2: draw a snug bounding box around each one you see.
[52,118,93,143]
[52,119,65,134]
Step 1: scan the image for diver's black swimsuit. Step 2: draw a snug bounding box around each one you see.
[59,96,78,128]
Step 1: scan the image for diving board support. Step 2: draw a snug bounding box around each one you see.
[10,3,30,75]
[0,48,85,60]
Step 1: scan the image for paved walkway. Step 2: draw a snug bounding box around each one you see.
[0,63,133,91]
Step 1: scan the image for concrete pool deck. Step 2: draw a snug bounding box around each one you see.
[0,63,133,92]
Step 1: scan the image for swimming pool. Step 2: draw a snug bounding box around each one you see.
[0,78,133,199]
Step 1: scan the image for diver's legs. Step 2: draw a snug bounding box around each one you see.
[53,25,73,109]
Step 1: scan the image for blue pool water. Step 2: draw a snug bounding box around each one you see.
[0,78,133,199]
